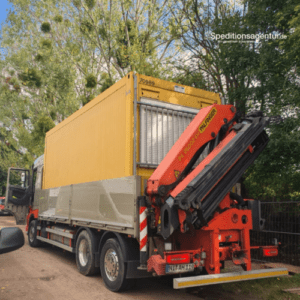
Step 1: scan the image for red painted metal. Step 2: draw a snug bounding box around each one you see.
[146,206,256,276]
[25,207,39,232]
[171,208,253,274]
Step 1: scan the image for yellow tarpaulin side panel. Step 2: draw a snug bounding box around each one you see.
[43,74,132,189]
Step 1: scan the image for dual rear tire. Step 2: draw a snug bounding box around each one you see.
[100,238,130,292]
[76,232,129,292]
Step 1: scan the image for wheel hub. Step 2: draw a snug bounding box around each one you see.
[104,249,119,281]
[78,239,89,267]
[29,226,35,243]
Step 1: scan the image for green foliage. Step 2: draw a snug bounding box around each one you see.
[73,0,81,8]
[85,74,97,88]
[80,20,93,34]
[222,273,300,299]
[49,110,56,120]
[19,68,42,88]
[33,115,55,141]
[84,0,95,9]
[31,115,55,155]
[98,25,107,39]
[41,39,52,49]
[171,67,207,90]
[53,15,63,23]
[35,54,43,62]
[99,73,115,92]
[64,19,71,26]
[241,0,300,200]
[82,94,95,105]
[41,22,51,33]
[0,127,33,196]
[244,116,300,201]
[172,0,300,201]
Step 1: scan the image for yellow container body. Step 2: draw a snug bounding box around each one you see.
[43,73,221,190]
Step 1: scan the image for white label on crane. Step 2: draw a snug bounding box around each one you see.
[174,85,185,93]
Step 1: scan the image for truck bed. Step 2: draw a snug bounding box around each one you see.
[36,176,141,237]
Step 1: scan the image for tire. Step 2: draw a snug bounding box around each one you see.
[100,238,129,292]
[76,230,97,276]
[28,220,42,247]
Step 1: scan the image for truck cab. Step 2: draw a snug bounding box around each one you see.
[5,155,43,225]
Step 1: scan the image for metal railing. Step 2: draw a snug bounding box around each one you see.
[138,100,199,168]
[251,201,300,266]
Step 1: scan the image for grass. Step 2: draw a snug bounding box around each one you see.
[221,273,300,299]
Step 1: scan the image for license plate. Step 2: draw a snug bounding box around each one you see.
[166,263,194,274]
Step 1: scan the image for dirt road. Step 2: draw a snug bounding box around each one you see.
[1,216,265,300]
[0,216,206,300]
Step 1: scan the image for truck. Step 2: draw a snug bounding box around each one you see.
[4,72,288,292]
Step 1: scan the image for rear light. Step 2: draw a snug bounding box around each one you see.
[166,253,190,264]
[262,248,278,257]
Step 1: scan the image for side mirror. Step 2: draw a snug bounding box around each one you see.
[0,227,24,254]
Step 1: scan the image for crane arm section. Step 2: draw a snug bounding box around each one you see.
[146,104,269,239]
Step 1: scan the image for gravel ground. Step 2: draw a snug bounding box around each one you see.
[0,216,203,300]
[0,215,289,300]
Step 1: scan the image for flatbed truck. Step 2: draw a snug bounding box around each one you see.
[5,73,288,291]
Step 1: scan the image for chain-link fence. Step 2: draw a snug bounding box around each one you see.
[251,201,300,266]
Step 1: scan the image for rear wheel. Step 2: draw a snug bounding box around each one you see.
[76,230,97,276]
[28,220,42,247]
[100,238,129,292]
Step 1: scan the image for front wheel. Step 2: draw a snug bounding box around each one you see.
[100,238,129,292]
[28,220,42,247]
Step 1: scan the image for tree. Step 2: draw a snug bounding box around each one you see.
[170,0,254,113]
[243,0,300,201]
[0,0,180,193]
[0,127,32,196]
[171,0,300,200]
